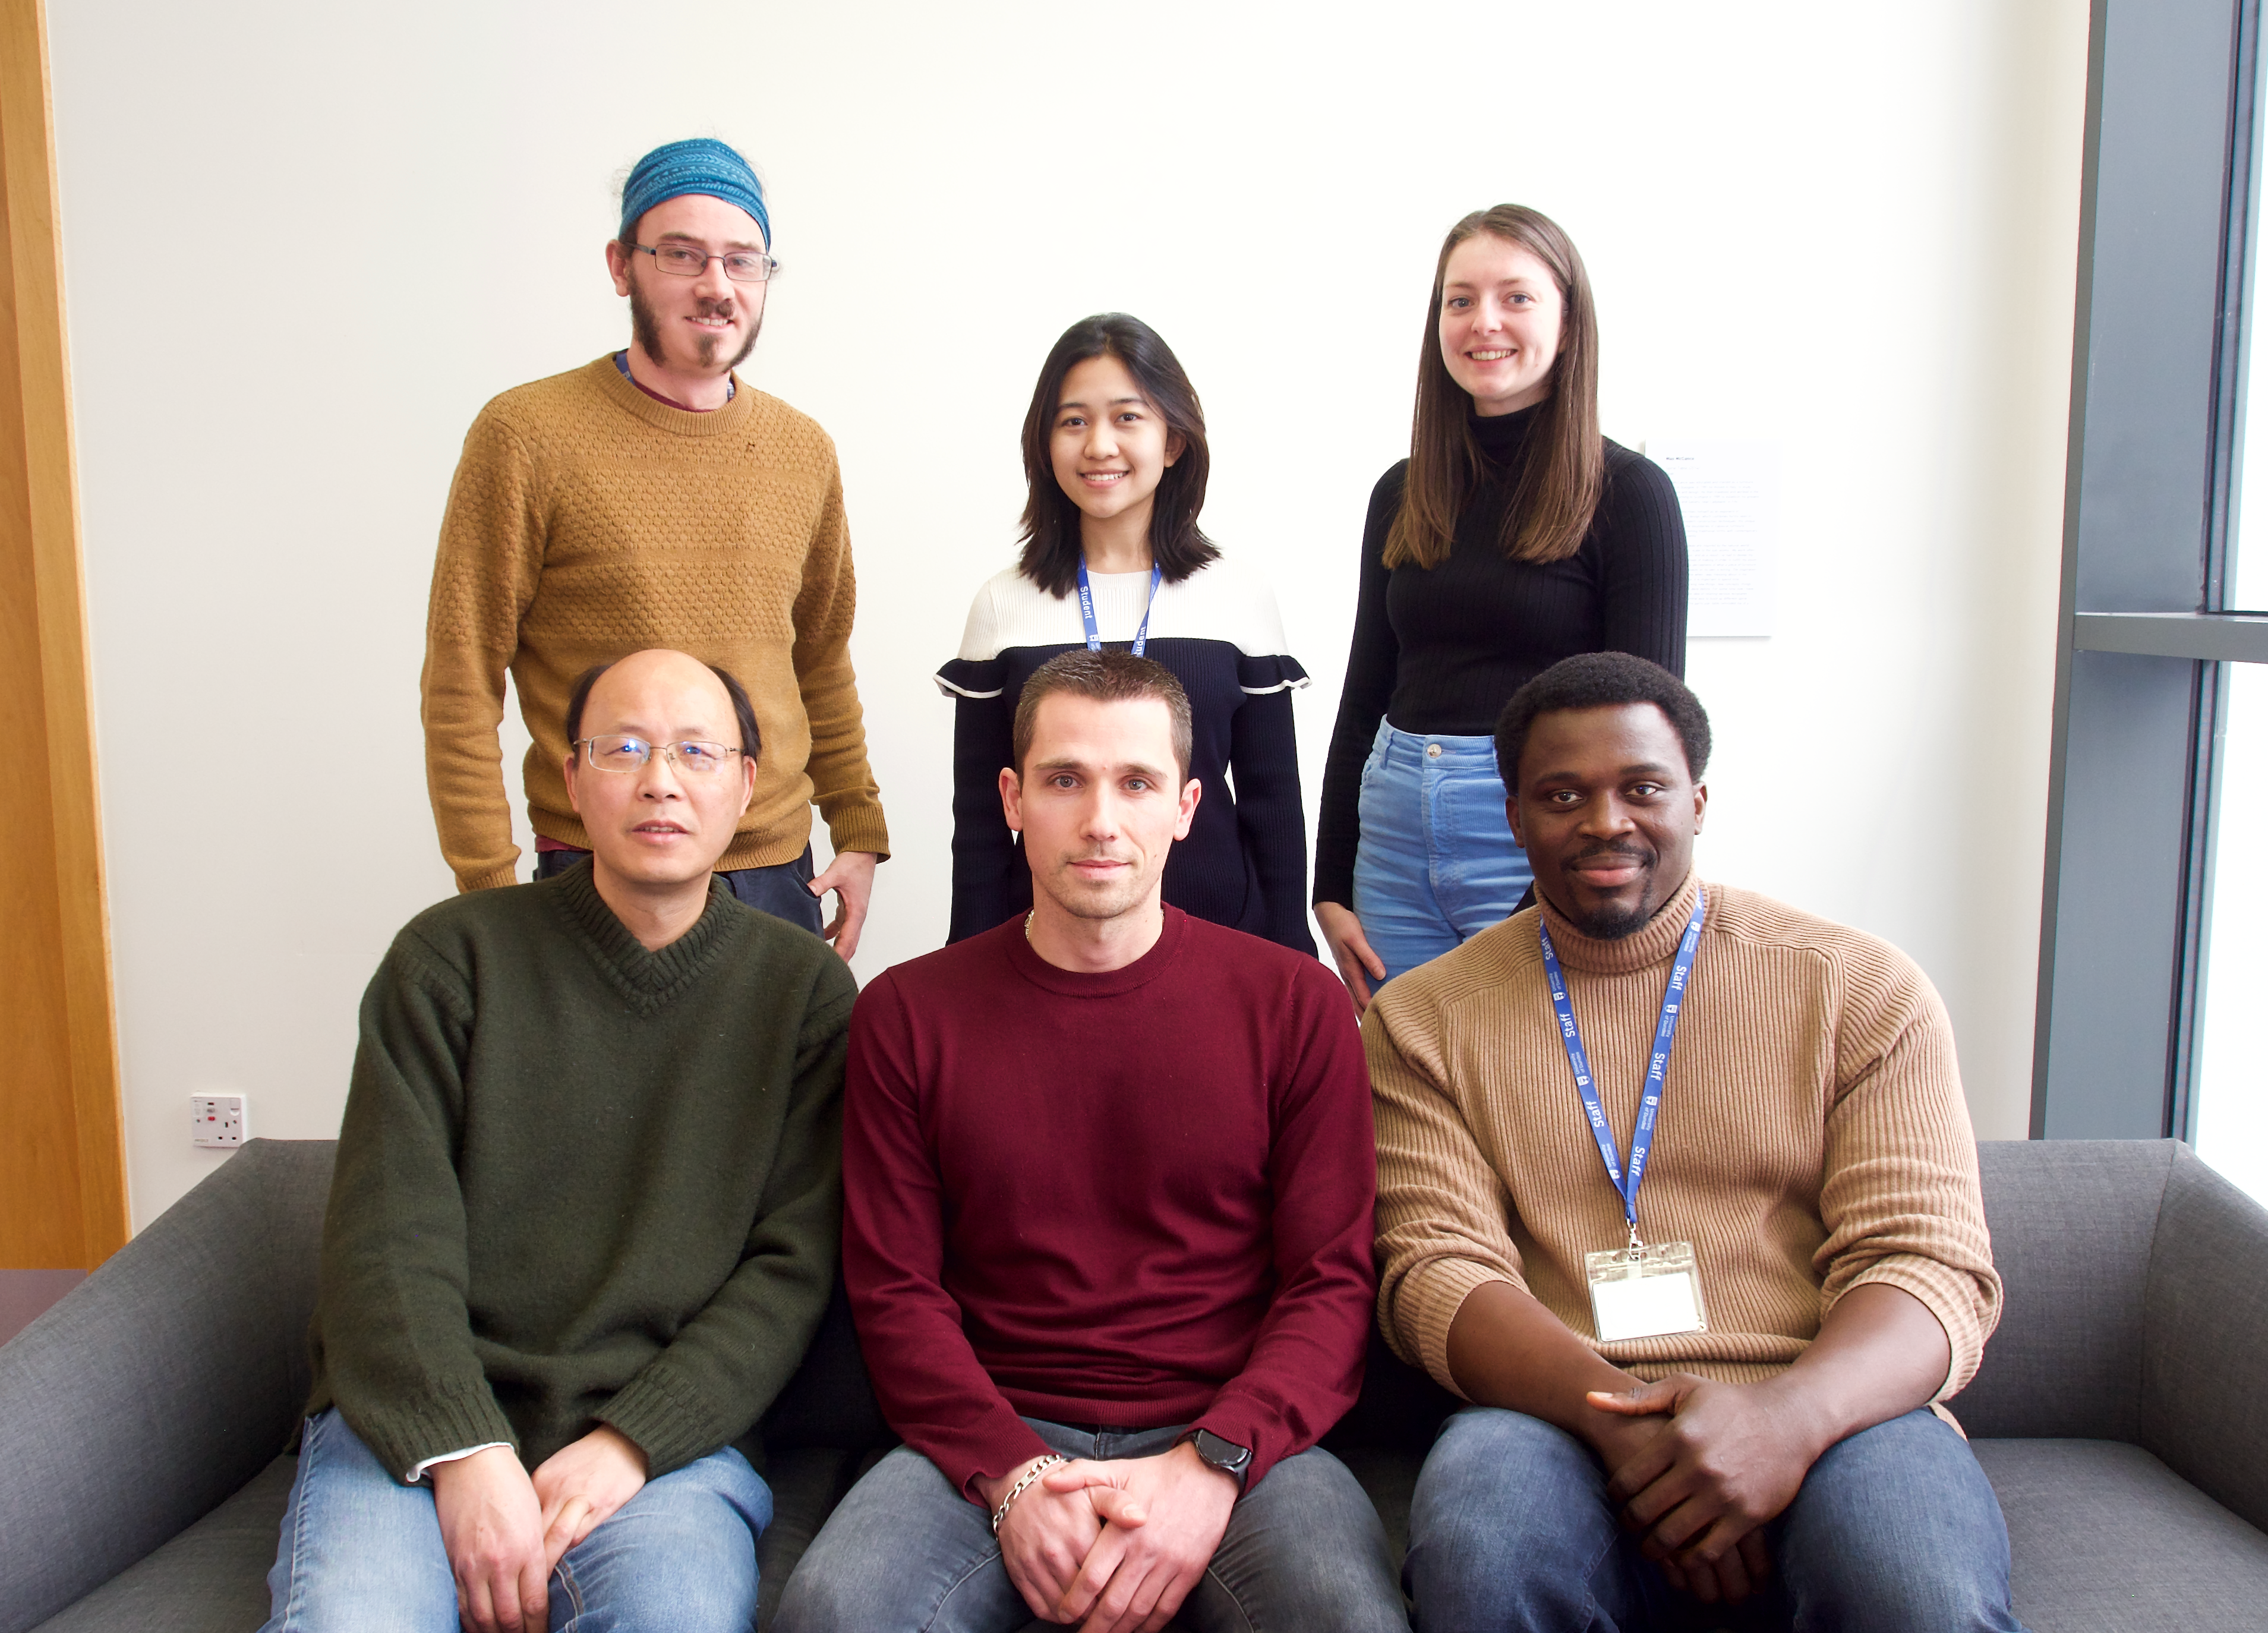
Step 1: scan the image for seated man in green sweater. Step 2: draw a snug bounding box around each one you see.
[258,648,857,1633]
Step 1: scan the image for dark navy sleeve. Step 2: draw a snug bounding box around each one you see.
[939,659,1026,942]
[1230,655,1318,956]
[1314,465,1405,908]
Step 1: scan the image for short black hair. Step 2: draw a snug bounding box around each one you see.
[1494,652,1711,789]
[564,657,762,764]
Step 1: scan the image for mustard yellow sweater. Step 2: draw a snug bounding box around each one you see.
[1366,874,2000,1406]
[421,357,889,892]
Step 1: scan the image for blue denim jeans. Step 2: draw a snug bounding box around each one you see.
[1352,722,1532,987]
[773,1416,1408,1632]
[535,844,824,936]
[258,1409,772,1633]
[1405,1406,2027,1633]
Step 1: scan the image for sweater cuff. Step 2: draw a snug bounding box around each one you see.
[458,865,520,893]
[1843,1253,1988,1400]
[1191,1403,1290,1490]
[1398,1259,1523,1401]
[945,1417,1058,1506]
[352,1382,519,1485]
[824,806,892,860]
[600,1367,723,1480]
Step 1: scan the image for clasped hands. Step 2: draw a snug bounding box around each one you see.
[428,1424,649,1633]
[980,1440,1239,1632]
[1581,1372,1825,1606]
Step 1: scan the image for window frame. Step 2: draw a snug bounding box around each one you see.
[2034,0,2268,1137]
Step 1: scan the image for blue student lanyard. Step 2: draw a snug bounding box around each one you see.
[1537,890,1708,1245]
[1076,559,1164,655]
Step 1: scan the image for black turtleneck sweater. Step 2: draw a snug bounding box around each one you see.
[1314,409,1688,908]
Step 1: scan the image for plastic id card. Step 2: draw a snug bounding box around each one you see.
[1585,1240,1708,1344]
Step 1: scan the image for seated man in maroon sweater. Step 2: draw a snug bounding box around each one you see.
[775,650,1406,1633]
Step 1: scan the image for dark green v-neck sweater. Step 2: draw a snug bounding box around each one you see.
[308,863,857,1482]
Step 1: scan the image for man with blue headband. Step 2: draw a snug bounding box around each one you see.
[419,137,889,955]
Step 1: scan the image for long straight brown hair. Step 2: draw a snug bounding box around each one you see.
[1384,205,1603,570]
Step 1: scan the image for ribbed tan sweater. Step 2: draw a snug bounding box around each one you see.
[421,357,889,893]
[1367,874,1999,1407]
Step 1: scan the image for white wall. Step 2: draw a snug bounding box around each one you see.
[45,0,2089,1228]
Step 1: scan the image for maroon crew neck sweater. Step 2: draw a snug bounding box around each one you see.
[843,907,1377,1499]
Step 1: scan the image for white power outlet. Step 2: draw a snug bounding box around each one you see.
[191,1095,247,1149]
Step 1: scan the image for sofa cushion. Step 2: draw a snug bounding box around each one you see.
[1971,1437,2268,1630]
[1958,1141,2171,1442]
[30,1455,294,1632]
[757,1445,885,1629]
[30,1442,892,1632]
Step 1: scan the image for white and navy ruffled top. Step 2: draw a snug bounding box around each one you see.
[936,556,1315,954]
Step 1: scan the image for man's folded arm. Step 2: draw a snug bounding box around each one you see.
[317,936,516,1482]
[791,453,889,859]
[1363,995,1534,1395]
[841,978,1051,1500]
[1815,955,2002,1399]
[601,977,859,1475]
[1191,976,1379,1485]
[422,412,548,893]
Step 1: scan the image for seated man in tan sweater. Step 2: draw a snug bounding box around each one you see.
[1368,652,2027,1632]
[421,138,887,950]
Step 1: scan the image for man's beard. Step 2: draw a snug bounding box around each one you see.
[629,279,762,374]
[1560,846,1658,940]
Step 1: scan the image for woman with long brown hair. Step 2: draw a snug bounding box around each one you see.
[1313,206,1688,1008]
[938,313,1316,951]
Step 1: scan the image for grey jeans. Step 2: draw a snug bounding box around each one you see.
[774,1417,1408,1632]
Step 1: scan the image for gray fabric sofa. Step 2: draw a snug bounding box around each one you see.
[3,1138,2266,1631]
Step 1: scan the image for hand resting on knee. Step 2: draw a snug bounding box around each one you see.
[1040,1442,1239,1633]
[1449,1279,1954,1607]
[430,1426,650,1633]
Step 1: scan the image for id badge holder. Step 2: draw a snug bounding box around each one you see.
[1585,1240,1708,1344]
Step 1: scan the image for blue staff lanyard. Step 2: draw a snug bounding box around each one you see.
[1076,559,1164,655]
[1537,889,1707,1248]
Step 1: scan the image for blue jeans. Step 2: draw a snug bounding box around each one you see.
[259,1408,772,1633]
[774,1416,1408,1632]
[535,844,824,936]
[1405,1406,2027,1632]
[1352,722,1532,986]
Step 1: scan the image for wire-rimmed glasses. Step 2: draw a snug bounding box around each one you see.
[629,242,779,283]
[575,736,742,775]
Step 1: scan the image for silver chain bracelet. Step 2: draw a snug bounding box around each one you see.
[989,1454,1067,1536]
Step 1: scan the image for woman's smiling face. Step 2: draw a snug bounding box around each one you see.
[1049,353,1185,529]
[1438,233,1566,417]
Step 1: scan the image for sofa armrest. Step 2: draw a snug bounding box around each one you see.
[2140,1142,2268,1533]
[0,1139,334,1633]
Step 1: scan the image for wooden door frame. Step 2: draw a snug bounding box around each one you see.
[1,0,127,1268]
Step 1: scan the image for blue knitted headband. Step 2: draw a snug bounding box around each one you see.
[618,138,770,249]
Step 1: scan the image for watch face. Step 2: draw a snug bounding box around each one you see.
[1196,1430,1251,1471]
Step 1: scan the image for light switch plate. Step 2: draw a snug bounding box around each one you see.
[191,1095,247,1148]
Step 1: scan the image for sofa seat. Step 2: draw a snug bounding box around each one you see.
[13,1139,2268,1632]
[26,1444,886,1633]
[1972,1438,2268,1631]
[33,1455,289,1632]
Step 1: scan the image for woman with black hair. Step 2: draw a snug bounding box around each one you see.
[938,313,1316,952]
[1313,205,1689,1010]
